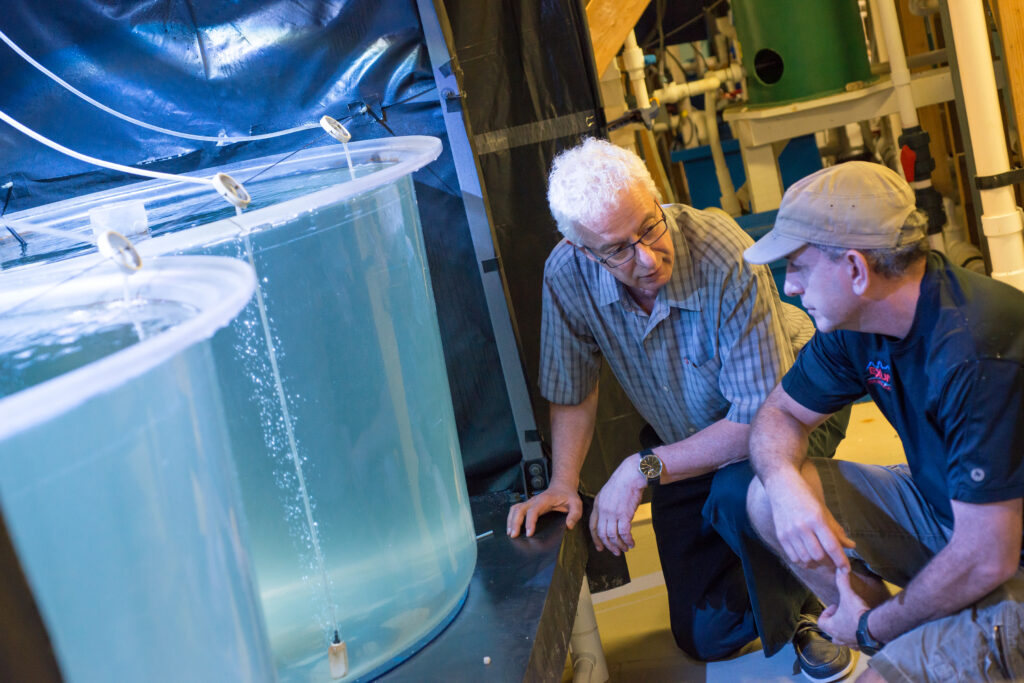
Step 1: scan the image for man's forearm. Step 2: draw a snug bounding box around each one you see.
[750,389,817,486]
[548,384,600,489]
[867,500,1022,644]
[653,418,750,484]
[867,544,1007,642]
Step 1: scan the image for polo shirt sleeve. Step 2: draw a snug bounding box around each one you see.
[781,332,865,415]
[715,260,795,424]
[940,359,1024,503]
[538,261,601,406]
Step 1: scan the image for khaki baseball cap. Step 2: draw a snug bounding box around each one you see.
[744,161,921,264]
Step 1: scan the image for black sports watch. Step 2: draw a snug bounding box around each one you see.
[856,608,884,655]
[637,448,663,486]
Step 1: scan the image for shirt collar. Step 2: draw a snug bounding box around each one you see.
[593,206,701,312]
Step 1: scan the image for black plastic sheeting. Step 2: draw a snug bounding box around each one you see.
[0,1,520,493]
[441,0,651,494]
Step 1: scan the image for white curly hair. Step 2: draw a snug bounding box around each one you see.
[546,138,661,242]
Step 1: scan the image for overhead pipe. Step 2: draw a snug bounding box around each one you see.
[945,0,1024,290]
[652,63,744,105]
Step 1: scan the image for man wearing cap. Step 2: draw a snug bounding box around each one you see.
[744,160,1024,680]
[506,138,853,680]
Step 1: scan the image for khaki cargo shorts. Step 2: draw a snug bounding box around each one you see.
[812,459,1024,682]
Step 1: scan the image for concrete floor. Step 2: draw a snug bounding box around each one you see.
[565,401,905,682]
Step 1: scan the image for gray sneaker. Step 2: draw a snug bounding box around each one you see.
[793,616,857,682]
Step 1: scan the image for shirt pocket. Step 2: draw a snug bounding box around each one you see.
[680,336,722,397]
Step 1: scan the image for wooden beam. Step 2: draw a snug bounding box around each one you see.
[586,0,652,76]
[992,0,1024,170]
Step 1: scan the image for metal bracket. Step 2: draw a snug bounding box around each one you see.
[975,167,1024,191]
[606,103,660,132]
[348,94,385,122]
[442,88,464,113]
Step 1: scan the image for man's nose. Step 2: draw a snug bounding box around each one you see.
[783,273,802,298]
[634,241,657,267]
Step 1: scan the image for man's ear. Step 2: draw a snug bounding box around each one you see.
[845,250,871,296]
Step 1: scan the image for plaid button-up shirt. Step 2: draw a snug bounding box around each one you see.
[539,204,813,444]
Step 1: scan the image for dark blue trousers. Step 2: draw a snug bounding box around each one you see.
[649,407,850,659]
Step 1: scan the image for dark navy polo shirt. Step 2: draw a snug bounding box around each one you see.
[783,252,1024,529]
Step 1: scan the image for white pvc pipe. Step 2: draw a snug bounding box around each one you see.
[570,581,609,683]
[946,0,1024,290]
[867,0,889,63]
[941,196,986,273]
[875,0,919,129]
[652,63,743,104]
[622,31,651,108]
[704,86,743,217]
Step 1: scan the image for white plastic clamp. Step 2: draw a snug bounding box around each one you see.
[320,115,352,143]
[213,172,251,209]
[96,230,143,272]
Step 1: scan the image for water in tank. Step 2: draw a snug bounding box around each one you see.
[2,136,478,681]
[0,255,274,682]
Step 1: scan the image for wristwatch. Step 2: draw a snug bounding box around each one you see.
[856,608,884,655]
[637,448,663,486]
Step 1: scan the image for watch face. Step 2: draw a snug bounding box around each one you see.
[639,454,662,480]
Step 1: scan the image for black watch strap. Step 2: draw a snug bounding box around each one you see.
[856,608,884,655]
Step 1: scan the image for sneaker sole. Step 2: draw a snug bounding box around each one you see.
[801,650,859,683]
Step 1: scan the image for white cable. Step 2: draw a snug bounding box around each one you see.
[0,109,211,186]
[0,27,319,143]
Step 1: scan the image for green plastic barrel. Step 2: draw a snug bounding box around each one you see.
[732,0,874,106]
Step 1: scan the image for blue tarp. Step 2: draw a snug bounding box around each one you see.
[0,0,521,492]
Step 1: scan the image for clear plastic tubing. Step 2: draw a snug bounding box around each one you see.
[0,28,319,143]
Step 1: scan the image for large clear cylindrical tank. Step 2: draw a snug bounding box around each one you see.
[0,256,274,682]
[4,136,477,681]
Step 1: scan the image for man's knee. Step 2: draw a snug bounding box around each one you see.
[673,606,755,661]
[704,461,755,532]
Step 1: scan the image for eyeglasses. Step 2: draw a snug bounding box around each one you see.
[584,208,668,268]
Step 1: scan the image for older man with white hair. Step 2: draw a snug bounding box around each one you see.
[506,137,852,680]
